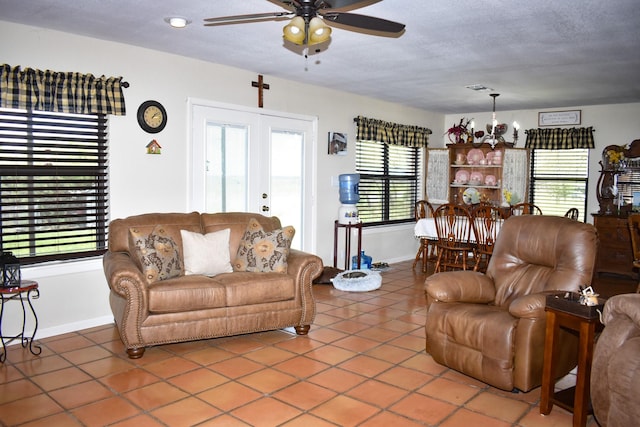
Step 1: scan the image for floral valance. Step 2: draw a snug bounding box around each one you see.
[354,116,432,148]
[0,64,127,115]
[524,126,595,149]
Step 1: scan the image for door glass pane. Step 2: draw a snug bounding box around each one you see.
[270,130,303,249]
[205,123,248,212]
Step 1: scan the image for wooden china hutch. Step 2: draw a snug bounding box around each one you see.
[426,142,530,208]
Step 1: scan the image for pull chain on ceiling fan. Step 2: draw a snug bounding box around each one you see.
[204,0,405,50]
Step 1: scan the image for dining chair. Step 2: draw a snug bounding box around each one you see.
[628,214,640,292]
[471,204,505,273]
[433,203,473,272]
[412,200,437,272]
[564,207,579,220]
[511,202,543,216]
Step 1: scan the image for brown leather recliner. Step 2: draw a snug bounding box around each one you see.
[424,215,598,392]
[591,293,640,427]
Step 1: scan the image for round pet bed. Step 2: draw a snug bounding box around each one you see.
[331,269,382,292]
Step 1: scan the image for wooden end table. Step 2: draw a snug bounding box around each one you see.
[333,220,362,270]
[0,280,41,362]
[540,293,605,427]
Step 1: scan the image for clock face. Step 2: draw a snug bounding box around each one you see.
[137,100,167,133]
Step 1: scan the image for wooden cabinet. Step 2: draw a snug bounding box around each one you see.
[426,144,529,206]
[592,214,636,279]
[448,142,505,205]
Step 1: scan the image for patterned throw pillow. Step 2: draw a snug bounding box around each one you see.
[129,225,183,283]
[234,218,295,273]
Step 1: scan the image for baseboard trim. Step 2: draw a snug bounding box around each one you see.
[37,316,114,341]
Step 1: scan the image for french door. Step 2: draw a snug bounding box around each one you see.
[189,100,317,251]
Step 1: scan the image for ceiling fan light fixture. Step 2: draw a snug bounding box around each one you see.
[308,17,331,45]
[283,16,306,45]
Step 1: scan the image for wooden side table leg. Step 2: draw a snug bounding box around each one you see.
[344,224,351,270]
[0,293,6,363]
[540,311,558,415]
[573,321,596,427]
[333,221,339,268]
[356,225,362,269]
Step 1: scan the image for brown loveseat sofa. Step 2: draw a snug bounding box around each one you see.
[103,212,323,358]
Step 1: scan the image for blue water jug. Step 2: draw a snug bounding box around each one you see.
[339,173,360,204]
[352,251,372,270]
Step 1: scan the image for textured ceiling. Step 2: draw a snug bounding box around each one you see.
[1,0,639,114]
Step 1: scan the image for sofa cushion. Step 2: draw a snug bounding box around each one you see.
[108,212,202,253]
[147,275,226,313]
[212,272,296,306]
[200,212,282,259]
[234,218,295,273]
[181,228,233,276]
[129,225,183,283]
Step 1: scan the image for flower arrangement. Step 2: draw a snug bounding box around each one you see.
[503,188,521,206]
[606,149,625,165]
[446,118,473,143]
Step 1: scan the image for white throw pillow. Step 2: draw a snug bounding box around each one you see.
[180,229,233,276]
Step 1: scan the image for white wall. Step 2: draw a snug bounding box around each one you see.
[1,21,440,338]
[443,103,640,220]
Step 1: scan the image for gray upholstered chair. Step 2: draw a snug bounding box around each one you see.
[591,293,640,427]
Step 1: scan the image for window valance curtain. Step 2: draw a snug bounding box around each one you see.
[354,115,432,147]
[524,126,595,149]
[0,64,127,115]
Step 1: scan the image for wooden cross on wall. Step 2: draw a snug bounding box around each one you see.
[251,74,270,108]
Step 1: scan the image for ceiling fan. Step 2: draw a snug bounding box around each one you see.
[204,0,405,48]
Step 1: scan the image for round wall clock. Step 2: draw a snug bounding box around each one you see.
[137,100,167,133]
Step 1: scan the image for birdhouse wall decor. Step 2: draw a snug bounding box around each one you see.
[146,139,162,154]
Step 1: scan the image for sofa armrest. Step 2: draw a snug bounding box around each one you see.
[424,271,496,304]
[603,293,640,326]
[103,251,148,298]
[286,249,324,325]
[103,251,151,351]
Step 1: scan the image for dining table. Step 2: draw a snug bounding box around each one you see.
[414,216,504,243]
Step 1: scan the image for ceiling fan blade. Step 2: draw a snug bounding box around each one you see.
[269,0,381,13]
[204,11,293,26]
[321,12,405,33]
[316,0,381,11]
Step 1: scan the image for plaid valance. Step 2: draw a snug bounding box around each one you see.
[0,64,127,115]
[524,126,595,149]
[354,116,431,147]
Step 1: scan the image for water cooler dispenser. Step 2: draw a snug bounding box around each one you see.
[338,173,360,224]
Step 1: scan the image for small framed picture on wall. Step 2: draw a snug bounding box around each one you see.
[328,132,347,155]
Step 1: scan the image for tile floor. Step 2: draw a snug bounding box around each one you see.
[0,260,600,426]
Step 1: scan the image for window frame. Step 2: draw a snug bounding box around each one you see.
[528,148,590,221]
[0,108,109,265]
[355,139,422,227]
